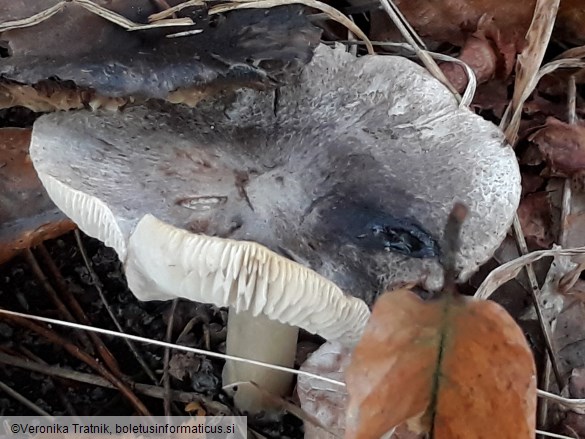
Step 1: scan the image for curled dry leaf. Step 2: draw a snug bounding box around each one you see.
[297,341,352,439]
[475,246,585,300]
[0,128,74,264]
[440,35,497,93]
[370,0,585,46]
[517,191,556,249]
[530,117,585,178]
[345,289,536,439]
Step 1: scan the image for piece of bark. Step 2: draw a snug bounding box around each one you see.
[0,1,321,109]
[0,128,74,264]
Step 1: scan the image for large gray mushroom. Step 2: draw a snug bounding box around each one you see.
[29,45,520,411]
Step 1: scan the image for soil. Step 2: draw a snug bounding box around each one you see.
[0,232,304,438]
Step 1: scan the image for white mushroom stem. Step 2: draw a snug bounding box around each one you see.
[222,306,299,412]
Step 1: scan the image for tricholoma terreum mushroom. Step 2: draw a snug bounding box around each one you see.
[29,45,521,411]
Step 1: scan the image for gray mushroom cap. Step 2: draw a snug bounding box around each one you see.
[30,45,520,337]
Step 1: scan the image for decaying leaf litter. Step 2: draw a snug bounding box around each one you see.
[1,0,585,438]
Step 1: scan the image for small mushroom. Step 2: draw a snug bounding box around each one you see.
[29,45,520,411]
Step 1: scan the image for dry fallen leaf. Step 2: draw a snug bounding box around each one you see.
[297,341,353,439]
[530,117,585,178]
[517,191,556,249]
[0,128,74,263]
[440,35,497,92]
[559,367,585,436]
[185,401,207,416]
[555,298,585,377]
[345,289,536,439]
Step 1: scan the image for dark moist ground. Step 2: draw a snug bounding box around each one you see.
[0,231,305,438]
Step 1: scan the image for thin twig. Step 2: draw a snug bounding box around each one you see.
[164,299,179,417]
[0,380,52,417]
[0,313,151,416]
[209,0,374,54]
[18,347,78,416]
[378,0,460,102]
[224,381,335,434]
[3,305,585,415]
[501,0,561,144]
[36,243,123,378]
[73,0,195,30]
[0,308,343,387]
[538,388,585,411]
[538,356,552,436]
[560,75,577,247]
[308,2,382,22]
[24,248,94,354]
[149,0,205,22]
[0,352,219,407]
[0,0,195,34]
[535,430,578,439]
[441,203,468,294]
[496,0,563,390]
[74,231,158,384]
[538,73,581,437]
[512,216,563,388]
[166,29,203,38]
[0,2,65,32]
[475,245,585,299]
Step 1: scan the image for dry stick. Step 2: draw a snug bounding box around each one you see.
[441,202,469,294]
[224,382,334,435]
[561,74,578,245]
[539,358,553,436]
[74,231,158,385]
[24,248,95,355]
[428,203,468,438]
[378,0,460,103]
[149,0,205,22]
[538,388,585,411]
[0,352,217,406]
[72,0,195,30]
[476,246,585,299]
[381,0,425,49]
[18,346,78,416]
[539,74,580,436]
[347,16,358,57]
[4,305,585,415]
[163,299,179,417]
[36,244,123,379]
[512,217,563,388]
[153,0,176,16]
[308,2,382,22]
[535,430,578,439]
[0,380,52,417]
[0,2,65,32]
[0,308,342,387]
[208,0,374,54]
[502,0,560,144]
[498,0,564,390]
[0,0,194,33]
[0,313,151,416]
